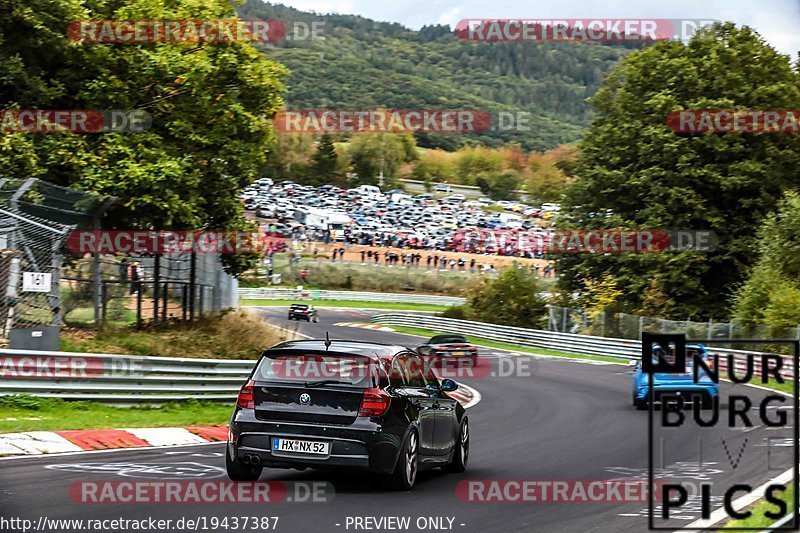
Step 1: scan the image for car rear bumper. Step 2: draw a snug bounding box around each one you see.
[635,384,718,401]
[229,413,402,474]
[432,351,477,358]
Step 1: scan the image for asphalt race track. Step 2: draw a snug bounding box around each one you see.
[0,307,795,533]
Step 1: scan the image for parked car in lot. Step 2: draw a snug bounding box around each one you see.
[631,343,718,410]
[434,183,452,192]
[226,340,469,489]
[287,303,319,322]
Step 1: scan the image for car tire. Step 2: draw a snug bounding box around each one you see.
[634,397,648,410]
[385,429,418,490]
[226,449,262,481]
[444,419,469,473]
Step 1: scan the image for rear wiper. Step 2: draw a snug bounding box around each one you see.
[304,379,349,388]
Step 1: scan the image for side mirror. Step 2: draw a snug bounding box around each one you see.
[440,379,458,392]
[628,360,639,368]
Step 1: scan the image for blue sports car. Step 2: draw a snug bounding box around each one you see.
[631,343,719,410]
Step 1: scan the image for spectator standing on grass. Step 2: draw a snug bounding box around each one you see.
[361,249,366,264]
[470,258,476,272]
[458,258,466,271]
[426,255,432,269]
[534,263,541,276]
[300,268,308,283]
[339,247,345,262]
[331,248,338,262]
[543,263,551,277]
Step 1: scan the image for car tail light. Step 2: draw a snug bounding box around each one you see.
[237,380,255,409]
[359,387,391,417]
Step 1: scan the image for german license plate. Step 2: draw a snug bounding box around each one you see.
[273,438,329,455]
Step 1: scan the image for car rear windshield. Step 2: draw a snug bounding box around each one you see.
[430,335,467,344]
[254,352,378,387]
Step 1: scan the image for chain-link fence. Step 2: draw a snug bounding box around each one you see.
[0,179,239,339]
[61,252,237,327]
[0,180,76,335]
[547,305,800,341]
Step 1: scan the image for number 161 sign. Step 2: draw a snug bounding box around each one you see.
[22,272,52,293]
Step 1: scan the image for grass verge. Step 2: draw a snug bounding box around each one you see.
[241,299,450,313]
[726,485,794,529]
[387,325,625,364]
[0,395,230,433]
[60,310,292,359]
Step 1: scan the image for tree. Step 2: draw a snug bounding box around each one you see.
[309,134,337,185]
[733,191,800,334]
[464,267,547,328]
[348,133,416,188]
[0,0,288,275]
[265,133,315,183]
[556,23,800,319]
[477,171,520,201]
[578,274,623,336]
[411,149,456,183]
[525,151,570,201]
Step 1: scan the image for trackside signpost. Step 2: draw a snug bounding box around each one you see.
[644,333,799,530]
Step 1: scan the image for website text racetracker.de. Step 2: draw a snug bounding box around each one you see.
[65,229,718,255]
[0,516,279,533]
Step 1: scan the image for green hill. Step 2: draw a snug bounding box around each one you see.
[239,2,644,150]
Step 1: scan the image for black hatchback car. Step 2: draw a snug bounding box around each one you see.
[287,303,318,322]
[417,334,478,362]
[227,339,469,489]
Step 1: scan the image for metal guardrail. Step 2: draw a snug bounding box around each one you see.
[0,315,792,402]
[0,349,255,402]
[239,288,466,306]
[370,314,795,378]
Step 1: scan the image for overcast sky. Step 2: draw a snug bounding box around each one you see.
[272,0,800,58]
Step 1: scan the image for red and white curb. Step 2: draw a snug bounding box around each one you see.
[0,385,480,458]
[334,321,396,332]
[0,425,227,456]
